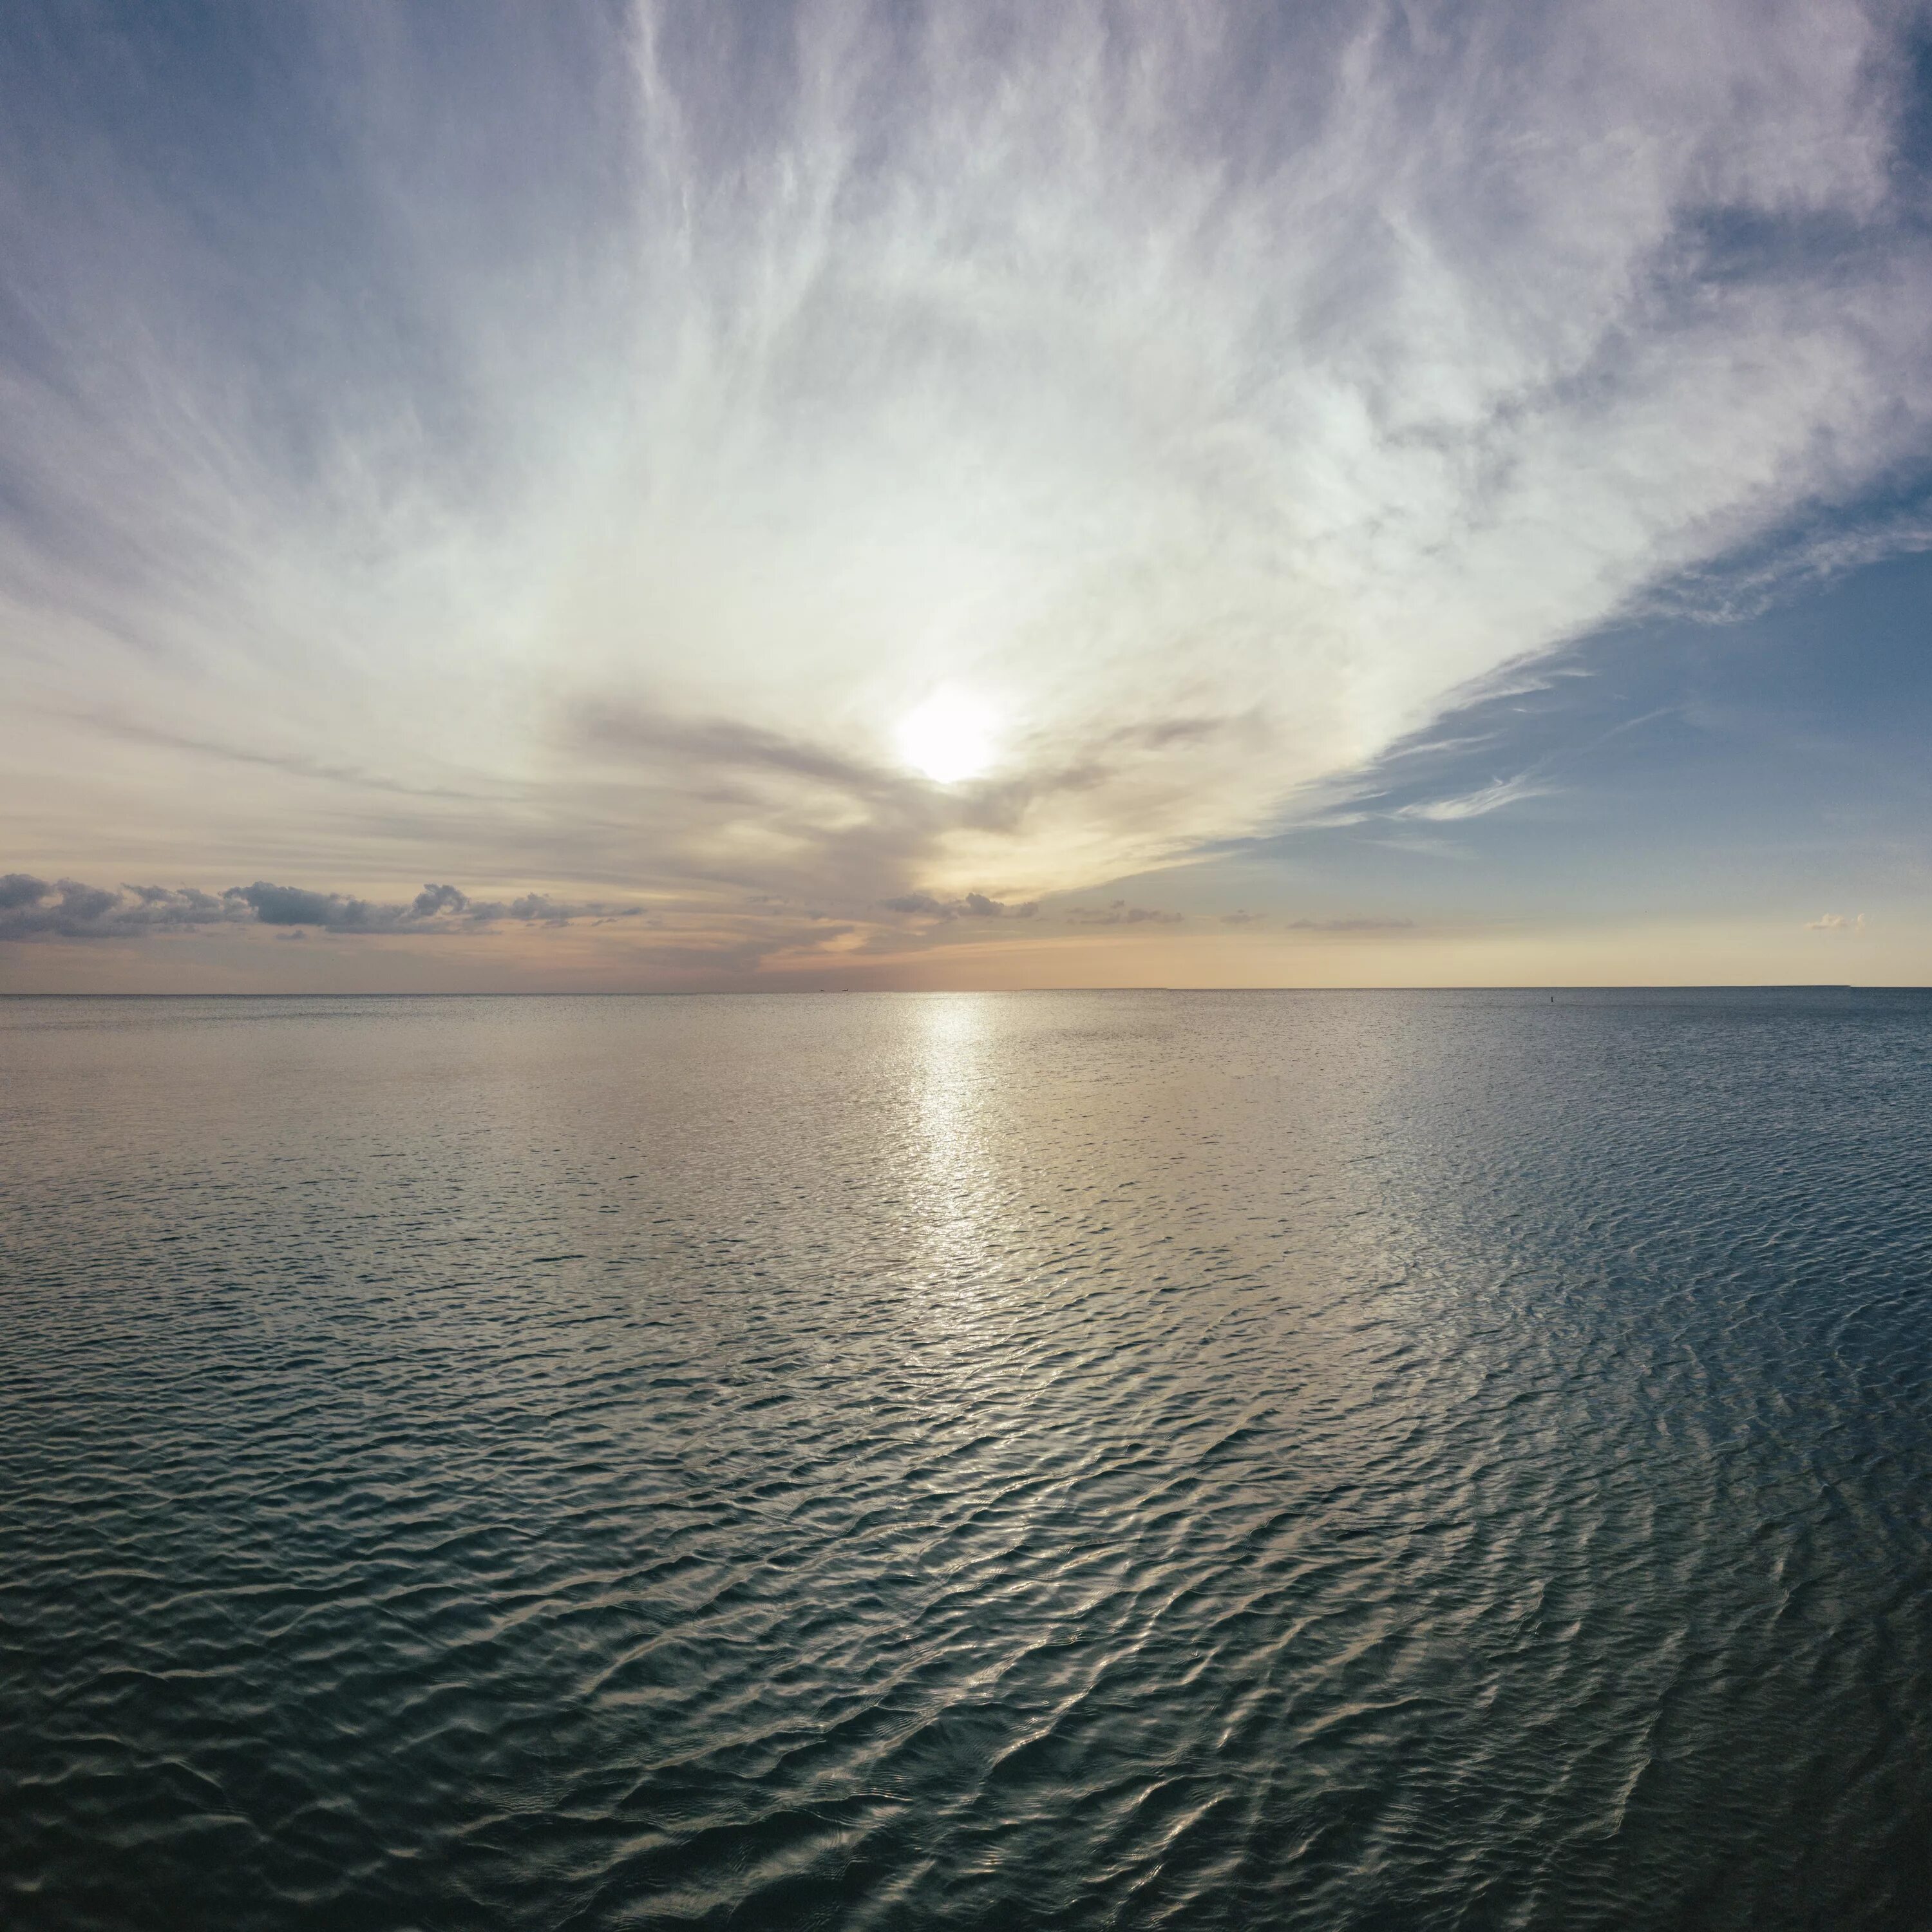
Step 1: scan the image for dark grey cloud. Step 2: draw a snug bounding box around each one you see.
[880,891,1039,921]
[0,875,639,942]
[238,882,365,927]
[0,877,242,940]
[567,704,1143,920]
[578,708,904,801]
[231,880,643,933]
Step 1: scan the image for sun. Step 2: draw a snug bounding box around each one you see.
[895,692,997,785]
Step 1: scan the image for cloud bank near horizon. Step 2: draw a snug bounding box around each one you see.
[0,875,641,943]
[5,0,1932,978]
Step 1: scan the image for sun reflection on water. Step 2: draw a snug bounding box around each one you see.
[907,992,999,1256]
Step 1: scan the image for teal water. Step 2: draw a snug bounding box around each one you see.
[2,989,1929,1929]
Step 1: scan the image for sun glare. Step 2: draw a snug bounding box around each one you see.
[895,694,996,785]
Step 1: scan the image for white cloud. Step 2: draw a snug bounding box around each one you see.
[1805,912,1866,931]
[3,0,1930,927]
[1395,775,1553,822]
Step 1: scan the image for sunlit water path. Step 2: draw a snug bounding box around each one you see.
[3,990,1929,1929]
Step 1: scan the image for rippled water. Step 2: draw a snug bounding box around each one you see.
[3,989,1930,1930]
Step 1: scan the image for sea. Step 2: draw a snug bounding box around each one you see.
[2,989,1928,1930]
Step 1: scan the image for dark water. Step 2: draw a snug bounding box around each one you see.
[3,989,1929,1931]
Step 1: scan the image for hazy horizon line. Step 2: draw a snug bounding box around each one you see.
[0,983,1893,999]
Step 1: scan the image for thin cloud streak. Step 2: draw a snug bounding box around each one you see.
[1396,775,1555,822]
[1285,917,1417,933]
[1065,901,1185,927]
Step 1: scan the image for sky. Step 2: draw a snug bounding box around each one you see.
[3,0,1930,992]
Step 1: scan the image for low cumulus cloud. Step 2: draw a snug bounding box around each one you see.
[880,891,1039,921]
[0,876,239,940]
[1805,912,1865,932]
[1220,910,1267,925]
[0,875,639,942]
[234,880,638,933]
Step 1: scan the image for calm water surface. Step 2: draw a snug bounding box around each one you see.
[3,990,1929,1929]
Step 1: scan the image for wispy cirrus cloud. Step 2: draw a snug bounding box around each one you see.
[3,0,1932,983]
[1394,775,1555,823]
